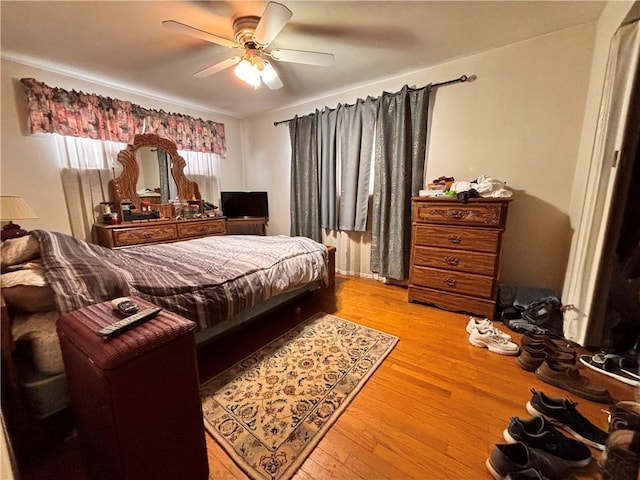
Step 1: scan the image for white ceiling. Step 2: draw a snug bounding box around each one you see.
[1,1,606,119]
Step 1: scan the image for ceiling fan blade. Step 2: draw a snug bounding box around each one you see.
[194,56,241,78]
[253,2,292,46]
[269,49,335,67]
[261,62,284,90]
[162,20,238,49]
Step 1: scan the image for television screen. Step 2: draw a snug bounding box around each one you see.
[221,191,269,219]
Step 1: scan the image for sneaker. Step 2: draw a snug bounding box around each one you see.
[469,327,519,355]
[466,316,511,340]
[534,360,613,404]
[502,416,591,467]
[525,388,608,450]
[579,353,640,387]
[599,430,640,480]
[485,442,568,480]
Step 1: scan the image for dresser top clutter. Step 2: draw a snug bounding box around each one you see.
[408,196,512,320]
[92,133,267,248]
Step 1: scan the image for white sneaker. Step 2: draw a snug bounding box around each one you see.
[465,317,511,341]
[468,328,520,355]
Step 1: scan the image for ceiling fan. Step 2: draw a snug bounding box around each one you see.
[162,2,335,90]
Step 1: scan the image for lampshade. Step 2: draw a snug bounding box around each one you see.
[0,196,37,221]
[1,196,38,241]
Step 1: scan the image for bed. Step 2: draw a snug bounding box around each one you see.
[1,231,333,418]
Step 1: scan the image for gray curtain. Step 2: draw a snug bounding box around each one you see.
[157,149,171,203]
[371,85,430,280]
[289,114,322,241]
[318,107,339,230]
[338,96,377,231]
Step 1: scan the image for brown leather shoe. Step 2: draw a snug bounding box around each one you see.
[535,360,614,404]
[517,346,576,372]
[521,333,576,353]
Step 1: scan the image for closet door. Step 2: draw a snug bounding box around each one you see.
[563,20,640,346]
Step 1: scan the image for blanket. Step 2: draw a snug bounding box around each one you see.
[31,230,328,331]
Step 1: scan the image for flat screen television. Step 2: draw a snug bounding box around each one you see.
[221,191,269,219]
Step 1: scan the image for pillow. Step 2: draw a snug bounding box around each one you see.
[1,265,56,313]
[12,311,64,375]
[1,235,40,268]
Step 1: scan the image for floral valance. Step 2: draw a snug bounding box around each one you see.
[20,78,226,156]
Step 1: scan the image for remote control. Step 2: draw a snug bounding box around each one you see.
[97,307,163,338]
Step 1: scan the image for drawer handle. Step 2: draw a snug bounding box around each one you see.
[443,278,457,287]
[445,256,459,266]
[450,210,465,219]
[447,235,462,244]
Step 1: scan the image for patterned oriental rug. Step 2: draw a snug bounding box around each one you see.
[200,312,399,480]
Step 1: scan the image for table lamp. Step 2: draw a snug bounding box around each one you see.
[0,196,38,241]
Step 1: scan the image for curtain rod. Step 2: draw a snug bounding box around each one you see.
[273,74,472,126]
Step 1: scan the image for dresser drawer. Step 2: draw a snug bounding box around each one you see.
[177,219,226,238]
[412,246,497,276]
[113,225,178,246]
[410,265,495,299]
[414,202,507,227]
[413,225,500,253]
[408,286,496,320]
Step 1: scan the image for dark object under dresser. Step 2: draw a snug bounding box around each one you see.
[408,197,512,319]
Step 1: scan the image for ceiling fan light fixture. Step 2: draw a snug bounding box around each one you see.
[261,61,277,83]
[235,59,261,87]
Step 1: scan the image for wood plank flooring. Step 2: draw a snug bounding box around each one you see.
[19,275,636,479]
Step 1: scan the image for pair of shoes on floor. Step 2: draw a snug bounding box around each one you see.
[579,352,640,387]
[518,333,614,404]
[534,360,614,404]
[599,401,640,480]
[486,390,597,479]
[526,388,608,450]
[466,317,519,356]
[517,333,576,372]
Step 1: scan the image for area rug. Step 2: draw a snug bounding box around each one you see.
[200,312,398,480]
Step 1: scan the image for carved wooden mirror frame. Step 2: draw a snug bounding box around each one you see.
[110,133,201,215]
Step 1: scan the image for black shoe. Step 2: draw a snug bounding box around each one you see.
[486,442,568,480]
[525,388,607,450]
[505,468,551,480]
[503,416,591,467]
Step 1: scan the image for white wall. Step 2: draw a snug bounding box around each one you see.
[243,23,597,293]
[0,58,246,234]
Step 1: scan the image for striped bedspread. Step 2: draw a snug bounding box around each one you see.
[32,230,328,331]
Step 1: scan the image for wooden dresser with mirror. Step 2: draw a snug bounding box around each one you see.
[93,133,228,248]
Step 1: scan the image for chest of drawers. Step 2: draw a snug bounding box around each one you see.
[408,197,511,319]
[93,217,227,248]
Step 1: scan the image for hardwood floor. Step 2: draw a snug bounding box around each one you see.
[18,275,636,479]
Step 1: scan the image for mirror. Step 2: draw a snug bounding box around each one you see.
[135,147,178,204]
[110,133,201,217]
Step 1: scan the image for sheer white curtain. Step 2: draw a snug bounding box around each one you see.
[179,149,221,206]
[54,135,125,240]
